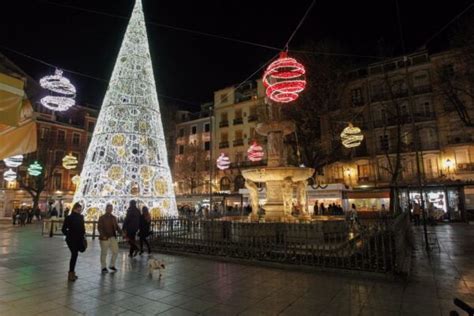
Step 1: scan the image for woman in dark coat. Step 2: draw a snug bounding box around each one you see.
[123,200,141,257]
[61,202,85,281]
[139,206,152,255]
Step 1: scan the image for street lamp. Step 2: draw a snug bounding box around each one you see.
[444,158,454,176]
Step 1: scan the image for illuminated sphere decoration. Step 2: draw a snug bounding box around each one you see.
[40,69,76,112]
[4,155,23,168]
[216,153,231,170]
[340,123,364,148]
[28,161,43,177]
[62,153,78,170]
[3,169,17,182]
[263,51,306,103]
[247,141,264,162]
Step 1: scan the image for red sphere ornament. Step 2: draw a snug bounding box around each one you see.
[263,52,306,103]
[247,141,264,162]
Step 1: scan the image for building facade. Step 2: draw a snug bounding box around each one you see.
[0,105,97,217]
[320,50,474,220]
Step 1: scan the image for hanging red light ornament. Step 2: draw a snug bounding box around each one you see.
[247,141,264,162]
[216,153,231,170]
[263,51,306,103]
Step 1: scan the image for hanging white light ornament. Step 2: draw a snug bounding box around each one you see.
[3,169,17,182]
[28,161,43,177]
[40,69,76,111]
[340,123,364,148]
[71,175,81,187]
[216,153,231,170]
[62,153,78,170]
[4,155,23,168]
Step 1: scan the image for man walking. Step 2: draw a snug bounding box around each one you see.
[98,204,121,273]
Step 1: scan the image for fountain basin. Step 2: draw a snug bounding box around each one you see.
[242,166,314,182]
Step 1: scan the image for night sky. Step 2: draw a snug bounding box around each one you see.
[0,0,472,111]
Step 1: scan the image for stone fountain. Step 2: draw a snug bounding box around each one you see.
[242,101,314,221]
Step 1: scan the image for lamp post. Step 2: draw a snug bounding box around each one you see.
[445,159,454,178]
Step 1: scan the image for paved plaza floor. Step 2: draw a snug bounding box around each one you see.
[0,221,472,315]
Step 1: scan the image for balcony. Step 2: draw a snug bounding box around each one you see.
[457,163,474,172]
[413,85,432,95]
[219,141,229,149]
[219,120,229,128]
[233,117,243,125]
[248,114,258,122]
[447,136,473,145]
[233,139,244,147]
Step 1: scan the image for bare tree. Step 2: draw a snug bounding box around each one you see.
[174,142,209,194]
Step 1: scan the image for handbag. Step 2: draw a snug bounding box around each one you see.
[79,238,88,253]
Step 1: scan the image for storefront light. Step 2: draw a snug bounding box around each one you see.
[444,159,454,169]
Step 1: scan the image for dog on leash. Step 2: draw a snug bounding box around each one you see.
[147,257,165,278]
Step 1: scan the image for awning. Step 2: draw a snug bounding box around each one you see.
[0,98,37,160]
[346,190,390,199]
[0,73,25,126]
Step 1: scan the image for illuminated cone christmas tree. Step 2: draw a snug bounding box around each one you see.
[74,0,177,218]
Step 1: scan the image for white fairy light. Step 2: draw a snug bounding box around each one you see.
[4,155,23,168]
[62,153,78,170]
[40,96,76,112]
[3,169,17,182]
[340,123,364,148]
[73,0,177,219]
[40,68,76,112]
[28,161,43,177]
[40,69,76,96]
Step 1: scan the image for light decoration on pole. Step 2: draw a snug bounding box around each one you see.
[216,153,231,170]
[263,51,306,103]
[340,123,364,148]
[40,69,76,111]
[28,161,43,177]
[62,153,78,170]
[247,141,264,162]
[4,155,23,168]
[3,169,17,182]
[73,0,177,219]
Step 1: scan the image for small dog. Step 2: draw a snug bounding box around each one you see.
[147,257,166,278]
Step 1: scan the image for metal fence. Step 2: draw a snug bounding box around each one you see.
[42,213,412,274]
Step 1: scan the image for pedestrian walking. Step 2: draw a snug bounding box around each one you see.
[413,202,421,226]
[98,204,121,273]
[61,202,86,282]
[123,200,141,257]
[139,206,152,255]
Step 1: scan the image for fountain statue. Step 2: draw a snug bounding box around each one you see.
[242,101,314,221]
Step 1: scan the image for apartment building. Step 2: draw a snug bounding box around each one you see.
[320,49,474,220]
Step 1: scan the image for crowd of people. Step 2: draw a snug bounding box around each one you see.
[11,207,41,226]
[61,200,153,282]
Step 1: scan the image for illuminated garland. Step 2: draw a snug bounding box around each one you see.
[247,141,264,162]
[340,123,364,148]
[62,153,78,170]
[40,69,76,112]
[216,153,231,170]
[3,169,17,182]
[28,161,43,177]
[263,52,306,103]
[4,155,23,168]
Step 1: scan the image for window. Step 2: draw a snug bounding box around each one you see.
[54,173,62,190]
[221,112,228,121]
[204,141,210,151]
[191,125,197,135]
[204,123,210,132]
[221,133,228,141]
[181,113,187,121]
[57,130,66,143]
[334,165,344,180]
[40,127,50,140]
[220,94,229,104]
[235,109,242,119]
[379,135,389,151]
[55,150,64,164]
[87,122,95,133]
[235,130,243,140]
[72,133,81,145]
[178,145,184,155]
[351,88,363,105]
[357,164,370,178]
[220,177,231,191]
[178,128,185,137]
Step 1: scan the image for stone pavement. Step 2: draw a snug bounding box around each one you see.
[0,222,472,315]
